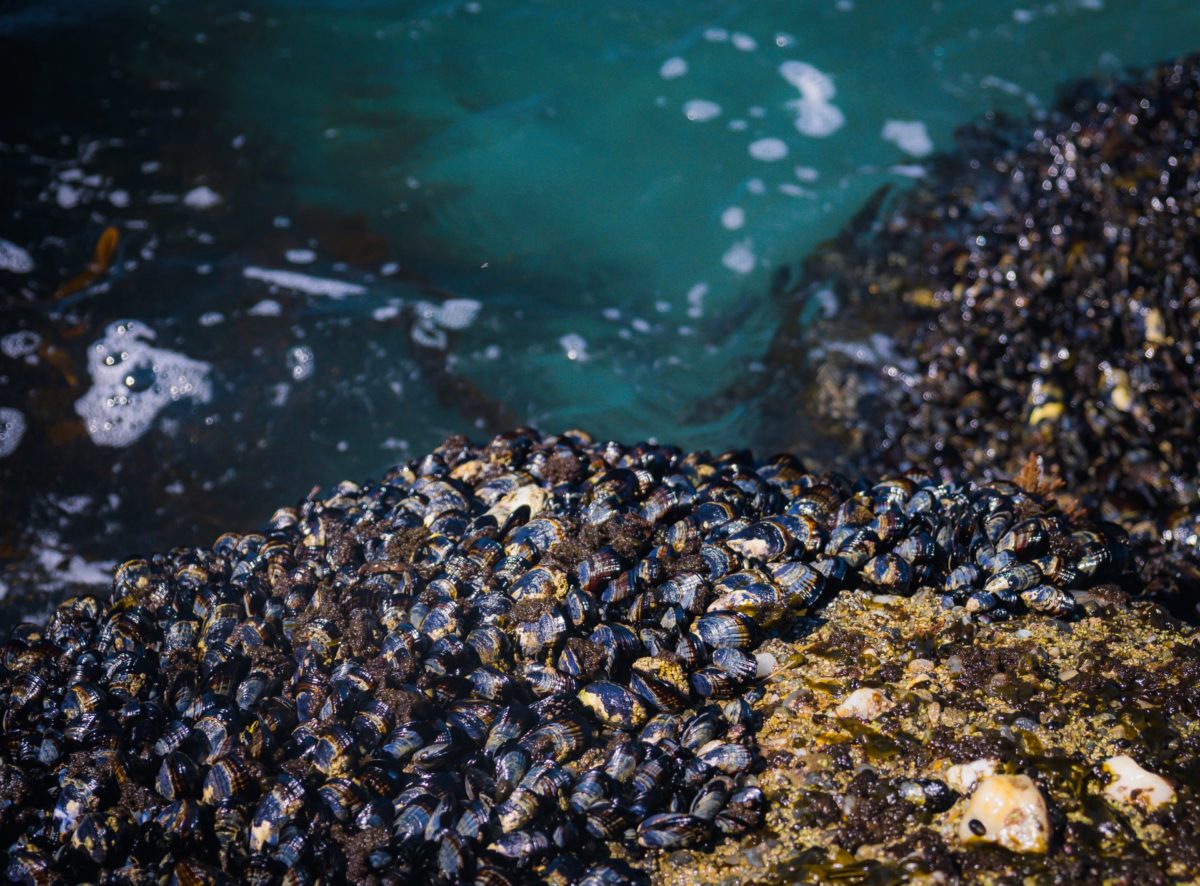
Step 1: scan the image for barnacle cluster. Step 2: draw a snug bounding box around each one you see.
[0,428,1141,883]
[762,55,1200,618]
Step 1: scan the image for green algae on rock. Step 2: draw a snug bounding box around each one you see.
[758,54,1200,620]
[0,429,1164,883]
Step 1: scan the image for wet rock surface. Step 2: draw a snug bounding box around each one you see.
[759,54,1200,620]
[0,428,1171,883]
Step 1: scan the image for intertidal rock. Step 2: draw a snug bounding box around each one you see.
[759,54,1200,620]
[0,428,1173,883]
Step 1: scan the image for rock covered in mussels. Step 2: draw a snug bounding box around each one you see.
[0,429,1138,882]
[760,54,1200,619]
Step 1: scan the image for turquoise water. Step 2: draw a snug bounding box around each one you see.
[2,0,1199,604]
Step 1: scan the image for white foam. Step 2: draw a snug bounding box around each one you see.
[722,240,756,275]
[683,100,721,122]
[794,165,820,182]
[780,61,845,137]
[109,189,130,208]
[731,32,757,51]
[35,542,114,587]
[748,138,789,161]
[703,27,729,42]
[631,318,652,334]
[659,57,688,80]
[602,307,621,321]
[747,178,766,195]
[285,248,317,264]
[428,298,481,330]
[198,312,224,327]
[183,185,222,209]
[777,183,813,197]
[727,119,748,132]
[890,164,927,178]
[372,303,403,321]
[74,320,213,448]
[0,239,34,274]
[686,282,708,319]
[288,345,315,381]
[775,31,796,48]
[721,207,746,230]
[881,120,934,157]
[559,333,589,362]
[1,331,40,359]
[243,266,367,298]
[0,407,26,457]
[247,299,283,317]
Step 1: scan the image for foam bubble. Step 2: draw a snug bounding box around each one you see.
[183,185,222,209]
[790,99,845,137]
[559,333,589,361]
[683,99,722,122]
[244,266,367,298]
[721,207,746,230]
[780,61,845,137]
[703,27,729,42]
[430,298,482,330]
[0,239,34,274]
[109,190,130,208]
[794,165,820,182]
[198,312,224,327]
[1,331,40,359]
[722,240,756,275]
[881,120,934,157]
[748,138,789,161]
[659,57,688,80]
[247,299,283,317]
[285,248,317,264]
[0,407,26,458]
[74,320,213,448]
[731,32,757,51]
[288,345,316,381]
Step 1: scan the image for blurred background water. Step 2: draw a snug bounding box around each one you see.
[2,0,1199,615]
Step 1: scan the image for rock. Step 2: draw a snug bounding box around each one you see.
[833,687,891,721]
[1102,755,1175,811]
[958,774,1050,854]
[944,758,999,795]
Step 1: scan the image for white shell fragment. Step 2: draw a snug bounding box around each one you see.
[945,758,999,795]
[958,774,1050,854]
[833,687,891,721]
[1102,755,1175,811]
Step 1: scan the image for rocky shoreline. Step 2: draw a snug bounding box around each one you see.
[4,56,1200,886]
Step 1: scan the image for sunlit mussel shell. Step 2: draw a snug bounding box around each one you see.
[711,647,758,682]
[828,525,879,569]
[666,515,701,555]
[725,518,793,562]
[155,751,199,801]
[193,709,239,765]
[69,810,132,865]
[699,543,734,581]
[419,601,463,642]
[1021,584,1077,617]
[495,784,543,834]
[716,785,766,835]
[113,557,155,602]
[680,709,724,752]
[708,579,785,626]
[311,725,357,777]
[576,800,630,840]
[589,623,644,676]
[488,830,550,862]
[690,666,740,699]
[636,812,710,850]
[313,777,364,823]
[945,563,980,597]
[984,562,1042,595]
[786,483,843,525]
[58,682,104,724]
[603,737,642,784]
[1031,555,1078,588]
[555,636,603,681]
[690,776,733,821]
[575,547,622,595]
[563,587,597,630]
[965,589,1003,614]
[697,740,753,776]
[640,483,691,524]
[628,658,689,713]
[378,720,436,763]
[639,713,681,746]
[861,552,912,593]
[1072,523,1131,578]
[504,516,568,561]
[447,698,500,745]
[243,699,296,760]
[493,745,531,802]
[463,625,509,667]
[203,754,257,804]
[813,555,851,591]
[690,611,758,650]
[894,529,936,564]
[515,609,567,657]
[519,716,590,763]
[509,565,568,602]
[486,705,534,755]
[996,517,1050,557]
[468,665,517,702]
[524,662,578,698]
[771,561,825,612]
[98,606,160,653]
[290,617,340,665]
[578,681,650,731]
[5,844,52,884]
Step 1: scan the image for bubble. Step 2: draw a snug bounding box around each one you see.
[288,345,316,381]
[683,99,722,122]
[721,207,746,230]
[748,138,789,161]
[1,331,41,359]
[659,57,688,79]
[722,240,756,274]
[881,120,934,157]
[183,186,222,209]
[0,239,34,274]
[559,333,589,361]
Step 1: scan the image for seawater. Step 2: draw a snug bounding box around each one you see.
[1,0,1199,610]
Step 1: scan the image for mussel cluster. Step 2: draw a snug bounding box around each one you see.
[0,429,1135,883]
[761,55,1200,617]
